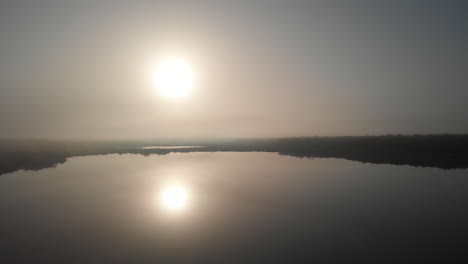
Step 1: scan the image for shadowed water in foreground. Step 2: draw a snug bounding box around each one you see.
[0,152,467,263]
[1,135,468,176]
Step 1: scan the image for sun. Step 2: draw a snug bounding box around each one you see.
[153,59,193,98]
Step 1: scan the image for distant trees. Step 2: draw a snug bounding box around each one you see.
[1,135,468,176]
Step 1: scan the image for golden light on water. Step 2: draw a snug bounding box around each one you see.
[160,184,189,212]
[153,59,193,98]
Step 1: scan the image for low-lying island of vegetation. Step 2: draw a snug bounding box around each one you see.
[1,134,468,176]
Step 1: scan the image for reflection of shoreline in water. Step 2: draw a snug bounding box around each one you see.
[141,146,204,150]
[1,135,468,175]
[2,152,468,263]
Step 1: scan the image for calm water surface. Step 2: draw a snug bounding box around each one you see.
[1,152,467,263]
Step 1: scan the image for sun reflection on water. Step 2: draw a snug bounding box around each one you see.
[159,184,190,212]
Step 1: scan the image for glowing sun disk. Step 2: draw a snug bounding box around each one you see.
[154,59,193,98]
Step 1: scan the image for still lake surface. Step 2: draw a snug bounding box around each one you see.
[1,152,467,263]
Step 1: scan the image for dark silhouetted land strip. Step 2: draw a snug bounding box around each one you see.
[1,135,468,176]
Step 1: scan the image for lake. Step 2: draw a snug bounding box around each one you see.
[1,152,467,263]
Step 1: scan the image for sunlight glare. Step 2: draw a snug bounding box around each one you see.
[160,185,189,211]
[154,59,193,98]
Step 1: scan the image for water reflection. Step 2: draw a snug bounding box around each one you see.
[1,152,468,263]
[160,184,190,212]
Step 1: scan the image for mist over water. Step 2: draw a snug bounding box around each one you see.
[1,152,467,263]
[141,146,204,149]
[1,1,467,263]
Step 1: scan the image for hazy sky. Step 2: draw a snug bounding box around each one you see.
[1,0,467,139]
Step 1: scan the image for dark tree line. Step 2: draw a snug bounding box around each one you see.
[1,135,468,176]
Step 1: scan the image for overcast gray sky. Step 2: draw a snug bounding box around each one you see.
[1,0,467,139]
